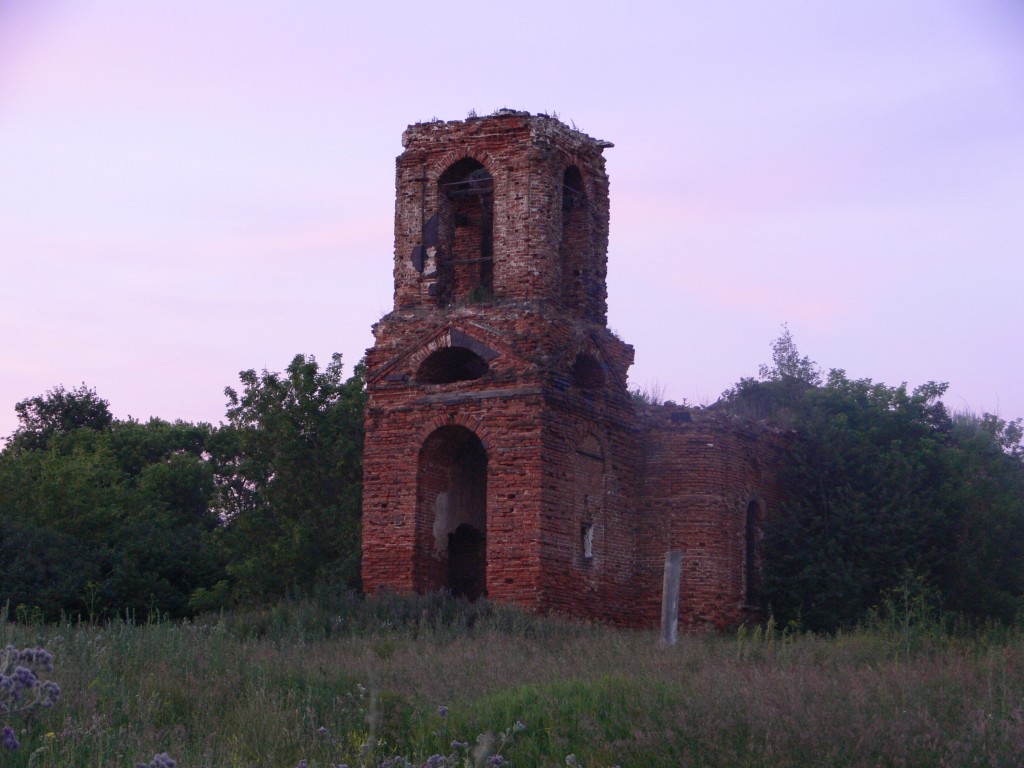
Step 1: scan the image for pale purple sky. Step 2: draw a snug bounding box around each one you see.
[2,1,1023,440]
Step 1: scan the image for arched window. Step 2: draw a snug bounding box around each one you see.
[745,500,761,604]
[436,159,493,306]
[574,433,605,568]
[559,166,589,313]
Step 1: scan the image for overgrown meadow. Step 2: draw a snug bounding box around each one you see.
[3,592,1023,768]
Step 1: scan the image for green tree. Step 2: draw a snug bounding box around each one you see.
[0,407,224,621]
[6,384,113,452]
[214,353,366,602]
[757,323,822,385]
[723,331,1024,631]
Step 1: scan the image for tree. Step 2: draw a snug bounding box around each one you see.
[757,323,822,385]
[6,384,113,452]
[213,354,366,602]
[721,324,822,425]
[721,330,1024,631]
[0,410,224,621]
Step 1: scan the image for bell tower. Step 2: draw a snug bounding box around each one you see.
[390,109,614,318]
[361,111,637,617]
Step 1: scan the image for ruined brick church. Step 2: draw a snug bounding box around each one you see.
[361,110,784,630]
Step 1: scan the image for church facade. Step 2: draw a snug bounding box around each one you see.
[360,111,785,630]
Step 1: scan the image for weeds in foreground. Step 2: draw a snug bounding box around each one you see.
[0,593,1022,767]
[0,643,62,752]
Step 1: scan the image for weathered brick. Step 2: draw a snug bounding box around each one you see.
[361,111,786,630]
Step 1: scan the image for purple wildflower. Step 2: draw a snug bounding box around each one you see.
[135,753,176,768]
[13,667,37,690]
[41,680,61,707]
[16,648,53,672]
[1,726,18,750]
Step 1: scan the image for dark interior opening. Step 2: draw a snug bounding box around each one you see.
[448,524,486,600]
[560,165,589,315]
[417,426,488,599]
[437,159,493,306]
[571,353,606,390]
[745,500,760,604]
[416,347,489,384]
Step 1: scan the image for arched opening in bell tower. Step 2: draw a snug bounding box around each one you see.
[560,165,590,314]
[417,425,488,599]
[437,159,494,307]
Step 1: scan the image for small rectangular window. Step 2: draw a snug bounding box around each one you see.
[582,523,595,560]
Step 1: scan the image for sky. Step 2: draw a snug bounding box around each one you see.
[1,0,1023,440]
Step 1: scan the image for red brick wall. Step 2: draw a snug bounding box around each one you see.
[361,112,788,631]
[391,110,610,321]
[633,406,789,629]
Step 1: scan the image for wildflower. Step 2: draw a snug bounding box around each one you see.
[41,680,61,707]
[2,726,18,750]
[295,761,308,768]
[317,726,331,737]
[437,705,449,718]
[17,648,53,672]
[135,753,177,768]
[513,720,526,733]
[12,666,36,689]
[1,644,61,746]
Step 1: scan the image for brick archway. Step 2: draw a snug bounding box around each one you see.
[416,425,488,598]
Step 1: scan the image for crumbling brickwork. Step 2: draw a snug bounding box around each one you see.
[361,111,785,630]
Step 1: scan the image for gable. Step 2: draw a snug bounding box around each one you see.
[367,322,530,387]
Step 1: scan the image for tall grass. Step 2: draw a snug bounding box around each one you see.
[2,594,1023,767]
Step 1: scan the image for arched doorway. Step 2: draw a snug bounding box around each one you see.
[417,425,488,599]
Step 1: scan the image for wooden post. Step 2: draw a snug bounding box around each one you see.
[661,550,682,645]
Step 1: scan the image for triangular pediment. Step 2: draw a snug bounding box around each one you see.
[367,320,530,386]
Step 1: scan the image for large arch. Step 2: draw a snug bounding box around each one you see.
[417,425,488,599]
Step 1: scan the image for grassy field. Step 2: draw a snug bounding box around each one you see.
[2,594,1023,767]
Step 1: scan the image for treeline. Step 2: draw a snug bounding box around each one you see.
[2,337,1023,632]
[721,329,1024,631]
[0,354,365,622]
